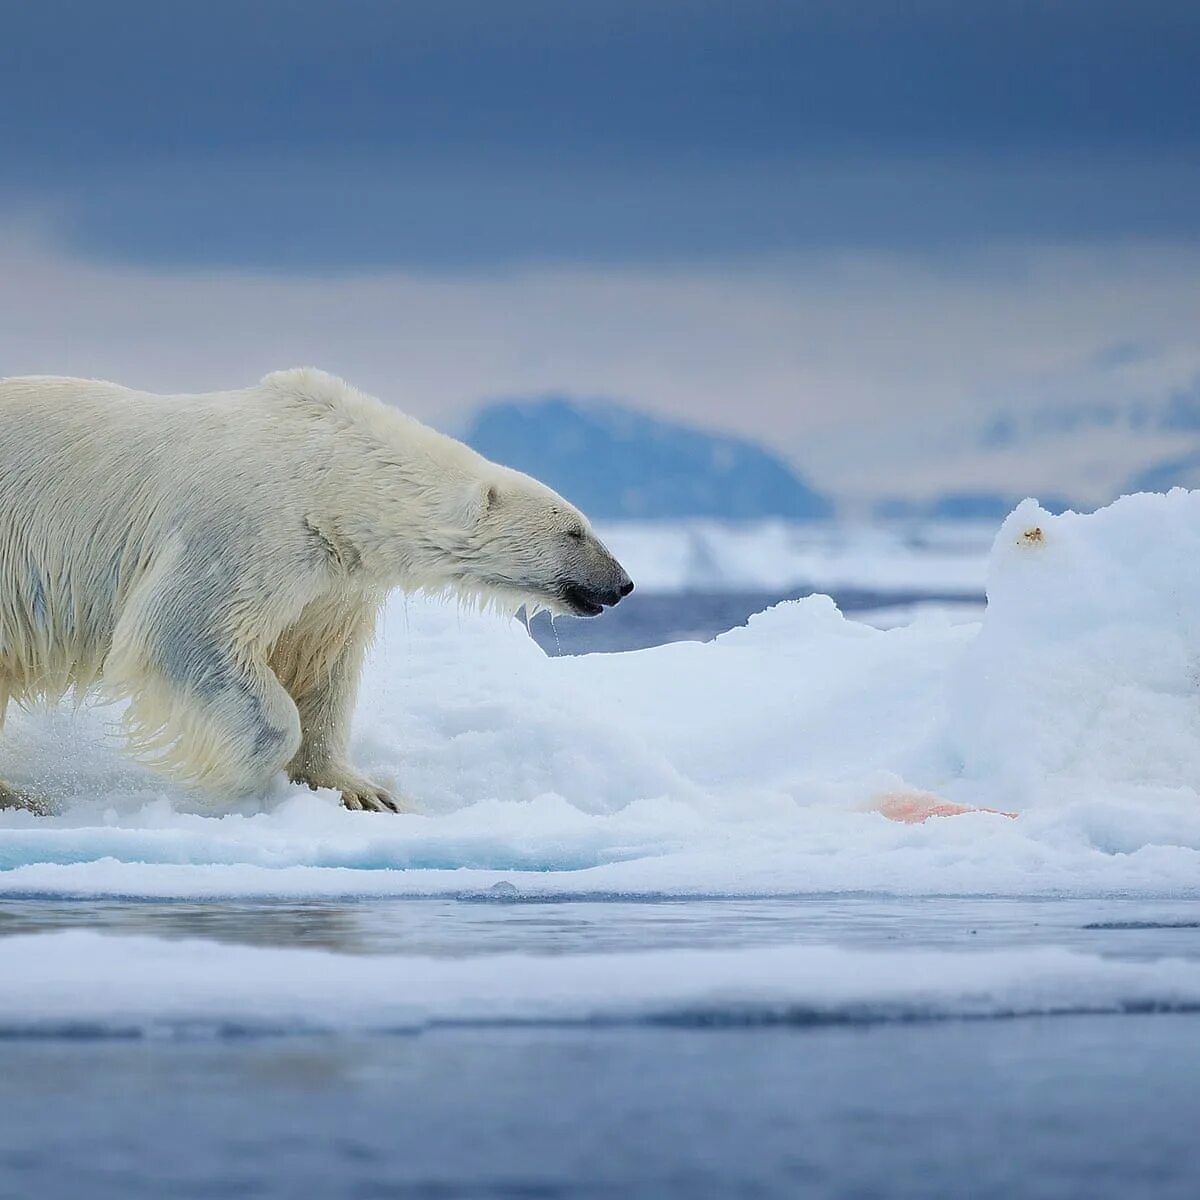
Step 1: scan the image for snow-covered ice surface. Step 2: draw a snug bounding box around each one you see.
[1,931,1199,1041]
[3,492,1200,901]
[5,928,1200,1037]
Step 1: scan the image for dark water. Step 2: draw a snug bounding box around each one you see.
[4,1017,1200,1200]
[525,585,982,654]
[3,894,1200,959]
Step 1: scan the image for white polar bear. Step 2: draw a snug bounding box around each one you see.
[0,368,632,813]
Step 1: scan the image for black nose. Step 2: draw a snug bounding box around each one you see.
[619,579,634,597]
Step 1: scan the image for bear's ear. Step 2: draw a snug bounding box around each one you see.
[481,483,501,514]
[464,481,501,522]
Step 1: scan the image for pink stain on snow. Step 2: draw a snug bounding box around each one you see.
[875,791,1018,825]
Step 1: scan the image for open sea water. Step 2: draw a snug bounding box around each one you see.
[525,584,983,654]
[3,590,1199,1200]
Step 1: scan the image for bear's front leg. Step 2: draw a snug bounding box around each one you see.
[272,605,407,813]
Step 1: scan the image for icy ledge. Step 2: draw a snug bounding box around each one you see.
[3,491,1200,897]
[2,931,1199,1037]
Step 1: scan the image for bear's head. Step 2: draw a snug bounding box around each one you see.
[448,465,634,617]
[277,369,634,616]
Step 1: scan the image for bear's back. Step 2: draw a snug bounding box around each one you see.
[0,376,319,694]
[0,378,213,519]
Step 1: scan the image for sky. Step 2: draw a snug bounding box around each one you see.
[2,0,1199,502]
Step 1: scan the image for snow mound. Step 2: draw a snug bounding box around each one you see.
[3,491,1200,898]
[950,494,1200,816]
[1,931,1197,1037]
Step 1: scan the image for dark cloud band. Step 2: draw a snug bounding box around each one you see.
[3,0,1198,269]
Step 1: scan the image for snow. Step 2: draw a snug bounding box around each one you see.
[856,599,985,630]
[2,930,1198,1037]
[3,491,1200,900]
[596,519,991,594]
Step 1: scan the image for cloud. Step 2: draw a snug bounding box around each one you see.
[7,1,1198,164]
[6,154,1200,273]
[3,1,1198,270]
[2,229,1199,502]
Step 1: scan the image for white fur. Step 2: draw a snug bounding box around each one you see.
[0,368,629,811]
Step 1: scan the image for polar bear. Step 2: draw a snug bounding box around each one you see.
[0,368,632,813]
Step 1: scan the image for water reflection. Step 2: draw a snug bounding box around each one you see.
[2,895,1199,960]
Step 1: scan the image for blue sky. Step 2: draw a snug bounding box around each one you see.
[2,1,1199,504]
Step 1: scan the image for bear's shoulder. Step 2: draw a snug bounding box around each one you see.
[258,367,357,413]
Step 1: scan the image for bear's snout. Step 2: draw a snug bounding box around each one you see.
[595,579,634,608]
[561,565,633,617]
[599,565,635,608]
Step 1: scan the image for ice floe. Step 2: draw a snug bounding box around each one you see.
[3,493,1200,898]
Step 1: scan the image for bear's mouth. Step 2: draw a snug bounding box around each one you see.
[559,582,617,617]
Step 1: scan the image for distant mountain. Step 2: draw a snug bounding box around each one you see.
[962,374,1200,508]
[848,374,1200,519]
[463,397,834,520]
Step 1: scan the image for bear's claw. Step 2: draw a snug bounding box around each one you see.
[340,785,403,813]
[290,763,409,813]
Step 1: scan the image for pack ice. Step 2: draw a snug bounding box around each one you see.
[3,491,1200,899]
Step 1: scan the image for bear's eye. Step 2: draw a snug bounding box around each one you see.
[566,527,585,541]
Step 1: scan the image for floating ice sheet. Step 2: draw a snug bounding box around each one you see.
[2,930,1199,1037]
